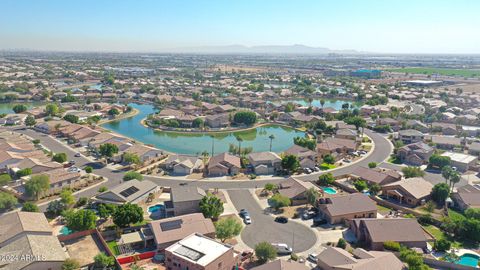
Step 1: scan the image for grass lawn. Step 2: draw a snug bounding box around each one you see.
[387,67,480,77]
[387,155,402,164]
[107,241,120,256]
[377,205,392,214]
[320,163,336,170]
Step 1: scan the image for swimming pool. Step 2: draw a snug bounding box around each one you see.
[457,253,480,267]
[321,187,337,195]
[148,204,165,213]
[60,226,74,236]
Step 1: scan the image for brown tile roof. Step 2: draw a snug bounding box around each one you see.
[148,213,215,246]
[356,218,430,243]
[208,152,241,169]
[320,193,377,217]
[317,247,405,270]
[251,259,309,270]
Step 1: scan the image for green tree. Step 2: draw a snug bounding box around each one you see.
[369,183,381,195]
[192,118,204,128]
[24,174,50,200]
[24,115,36,127]
[21,202,39,212]
[293,137,316,150]
[317,173,335,186]
[62,258,80,270]
[97,203,117,219]
[93,253,115,268]
[0,192,17,210]
[123,171,143,181]
[323,154,335,165]
[368,162,377,168]
[402,166,425,178]
[431,183,450,205]
[264,183,278,192]
[254,242,277,264]
[449,171,461,191]
[199,193,224,220]
[269,193,291,211]
[123,153,141,166]
[281,154,300,174]
[108,108,120,116]
[233,111,257,125]
[434,239,451,252]
[15,168,32,178]
[45,103,59,116]
[429,154,451,169]
[442,166,453,184]
[12,104,28,113]
[60,188,75,206]
[215,217,242,242]
[0,173,12,185]
[63,114,79,124]
[99,143,119,159]
[268,134,275,152]
[465,208,480,220]
[63,209,97,231]
[354,180,368,192]
[46,200,66,215]
[52,152,67,163]
[112,203,143,228]
[305,187,320,207]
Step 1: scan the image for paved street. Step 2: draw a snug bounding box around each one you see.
[228,189,317,253]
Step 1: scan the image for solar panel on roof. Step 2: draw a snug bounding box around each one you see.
[160,219,183,231]
[119,186,140,197]
[174,245,204,261]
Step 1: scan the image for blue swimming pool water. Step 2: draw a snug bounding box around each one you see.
[322,187,337,194]
[60,226,74,236]
[148,204,165,213]
[457,253,480,267]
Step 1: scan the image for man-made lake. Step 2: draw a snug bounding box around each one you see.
[0,102,42,114]
[102,103,307,155]
[268,98,362,109]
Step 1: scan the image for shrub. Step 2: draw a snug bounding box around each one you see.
[52,153,67,163]
[84,166,93,173]
[98,186,108,193]
[418,214,434,225]
[22,202,39,212]
[0,173,12,185]
[290,253,299,261]
[383,241,401,251]
[354,180,368,192]
[16,168,32,178]
[337,238,347,249]
[123,171,143,181]
[368,162,377,168]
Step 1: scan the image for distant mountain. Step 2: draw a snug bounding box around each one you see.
[162,44,363,54]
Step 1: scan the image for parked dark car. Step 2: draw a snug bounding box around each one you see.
[274,216,288,223]
[313,217,327,226]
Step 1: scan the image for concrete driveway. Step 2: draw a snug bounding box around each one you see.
[228,190,317,253]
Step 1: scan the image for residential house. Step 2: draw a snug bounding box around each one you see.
[207,153,241,177]
[350,167,401,186]
[351,218,432,250]
[251,259,309,270]
[247,152,282,175]
[397,142,434,166]
[164,233,237,270]
[0,212,66,270]
[431,122,457,135]
[166,186,206,216]
[468,142,480,156]
[284,144,317,169]
[382,177,433,206]
[335,128,358,141]
[441,152,477,172]
[406,120,429,133]
[317,193,377,224]
[430,135,463,150]
[205,113,230,128]
[34,120,70,134]
[277,177,319,205]
[118,144,163,164]
[376,118,401,131]
[398,129,424,144]
[452,184,480,211]
[94,179,159,205]
[317,247,405,270]
[317,137,358,161]
[164,155,204,175]
[148,213,215,251]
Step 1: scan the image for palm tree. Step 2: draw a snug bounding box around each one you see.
[307,97,313,107]
[442,166,453,184]
[201,150,210,167]
[320,99,325,108]
[268,134,275,152]
[210,135,215,156]
[449,172,461,192]
[235,136,243,155]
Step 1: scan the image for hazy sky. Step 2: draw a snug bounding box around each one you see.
[1,0,479,54]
